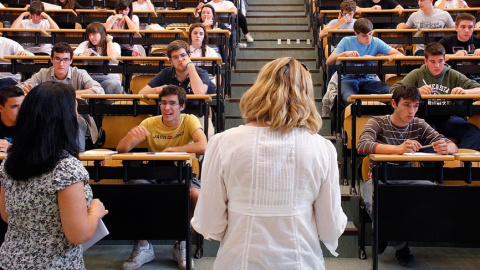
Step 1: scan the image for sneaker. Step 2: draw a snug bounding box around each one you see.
[237,42,247,48]
[245,33,254,42]
[122,242,155,270]
[378,241,388,254]
[395,244,415,268]
[172,241,194,270]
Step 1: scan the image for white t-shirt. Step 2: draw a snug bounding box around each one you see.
[73,41,121,82]
[0,3,5,8]
[106,14,140,50]
[132,1,150,11]
[189,45,219,84]
[19,19,52,55]
[206,0,235,11]
[434,0,468,8]
[0,37,33,81]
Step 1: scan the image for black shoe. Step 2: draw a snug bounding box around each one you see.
[378,241,388,254]
[395,244,415,268]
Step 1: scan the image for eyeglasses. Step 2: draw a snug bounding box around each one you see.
[171,53,188,61]
[159,101,180,107]
[53,58,71,63]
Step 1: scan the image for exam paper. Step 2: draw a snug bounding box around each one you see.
[82,219,109,252]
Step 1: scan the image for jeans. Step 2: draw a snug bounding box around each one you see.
[426,116,480,150]
[99,79,123,94]
[340,76,390,108]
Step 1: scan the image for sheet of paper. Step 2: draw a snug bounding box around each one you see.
[82,150,118,155]
[82,219,109,252]
[132,152,188,155]
[403,152,438,156]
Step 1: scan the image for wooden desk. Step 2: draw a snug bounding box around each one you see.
[47,29,86,45]
[76,9,116,27]
[0,28,50,45]
[364,153,480,270]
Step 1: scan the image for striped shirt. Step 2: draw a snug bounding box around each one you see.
[358,115,450,172]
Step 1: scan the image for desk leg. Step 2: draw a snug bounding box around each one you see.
[94,160,100,183]
[123,160,130,183]
[373,165,379,270]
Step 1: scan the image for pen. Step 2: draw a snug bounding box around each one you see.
[422,79,428,86]
[147,152,155,154]
[419,145,432,149]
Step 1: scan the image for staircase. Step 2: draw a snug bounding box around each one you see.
[205,0,361,259]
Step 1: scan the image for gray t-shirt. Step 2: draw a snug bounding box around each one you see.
[406,9,455,52]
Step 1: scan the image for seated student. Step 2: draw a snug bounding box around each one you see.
[117,85,207,270]
[188,23,220,85]
[195,0,254,44]
[10,0,60,55]
[356,0,404,29]
[104,0,142,56]
[397,0,454,56]
[435,0,468,9]
[318,0,357,40]
[0,86,24,152]
[358,84,458,268]
[132,0,155,11]
[390,42,480,150]
[16,42,105,151]
[197,4,229,59]
[438,13,480,56]
[0,37,33,89]
[74,22,123,95]
[326,18,403,109]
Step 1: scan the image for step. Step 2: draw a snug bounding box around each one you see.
[248,30,313,40]
[236,39,316,48]
[246,17,310,24]
[247,4,306,11]
[249,25,310,31]
[236,58,317,70]
[247,11,306,17]
[236,47,317,59]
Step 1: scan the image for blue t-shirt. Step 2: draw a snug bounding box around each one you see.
[333,36,392,56]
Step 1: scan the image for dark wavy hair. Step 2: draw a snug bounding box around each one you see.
[198,4,220,29]
[5,82,80,181]
[188,23,209,57]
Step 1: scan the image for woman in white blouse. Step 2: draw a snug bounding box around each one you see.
[191,57,347,270]
[104,0,141,56]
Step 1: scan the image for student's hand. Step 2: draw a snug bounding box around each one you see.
[474,49,480,56]
[182,56,193,69]
[40,12,49,19]
[396,6,404,15]
[398,140,421,154]
[418,85,433,94]
[451,87,466,94]
[127,125,150,140]
[132,49,141,57]
[432,139,449,155]
[203,17,214,27]
[80,48,93,56]
[21,11,30,18]
[0,139,11,152]
[454,50,468,56]
[21,83,34,94]
[196,2,205,11]
[16,50,29,56]
[87,198,108,219]
[344,51,359,57]
[372,5,382,10]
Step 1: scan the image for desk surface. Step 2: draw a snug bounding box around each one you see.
[347,94,480,102]
[0,28,50,36]
[369,153,455,162]
[79,150,116,161]
[454,153,480,162]
[112,152,193,161]
[80,94,213,101]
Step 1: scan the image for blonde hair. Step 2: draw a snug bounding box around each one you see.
[240,57,322,134]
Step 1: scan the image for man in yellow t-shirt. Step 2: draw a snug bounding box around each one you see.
[116,85,207,270]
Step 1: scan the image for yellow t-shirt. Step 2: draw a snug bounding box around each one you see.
[140,114,202,152]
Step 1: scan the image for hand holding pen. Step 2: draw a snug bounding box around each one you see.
[419,79,433,94]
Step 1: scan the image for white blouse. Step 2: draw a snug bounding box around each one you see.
[191,125,347,270]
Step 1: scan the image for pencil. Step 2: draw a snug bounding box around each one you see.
[420,144,433,149]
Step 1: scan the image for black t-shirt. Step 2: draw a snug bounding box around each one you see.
[0,118,16,144]
[438,35,480,54]
[357,0,401,29]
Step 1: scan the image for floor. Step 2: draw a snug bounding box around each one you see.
[84,244,480,270]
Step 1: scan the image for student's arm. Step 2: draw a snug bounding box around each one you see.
[396,22,410,29]
[435,0,447,9]
[145,0,155,12]
[106,36,120,59]
[326,51,359,65]
[58,183,107,245]
[164,128,207,154]
[10,11,30,28]
[104,15,120,29]
[77,70,105,94]
[139,84,166,94]
[394,4,404,15]
[0,187,8,223]
[182,57,208,94]
[451,87,480,94]
[431,139,458,154]
[319,16,350,39]
[0,140,11,152]
[42,12,59,29]
[123,15,140,31]
[387,47,404,62]
[116,125,150,152]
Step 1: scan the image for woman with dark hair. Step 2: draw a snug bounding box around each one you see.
[74,22,123,94]
[188,23,220,65]
[0,81,108,269]
[197,4,228,31]
[104,0,141,56]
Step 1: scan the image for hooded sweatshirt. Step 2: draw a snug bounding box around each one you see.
[390,63,480,105]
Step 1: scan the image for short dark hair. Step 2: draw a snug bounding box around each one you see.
[5,81,79,181]
[340,0,356,12]
[167,40,190,59]
[0,86,23,107]
[28,0,45,15]
[392,84,421,105]
[424,42,445,59]
[354,18,373,34]
[455,12,475,26]
[115,0,134,21]
[159,85,187,106]
[51,42,73,59]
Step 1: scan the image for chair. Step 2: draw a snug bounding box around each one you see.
[130,75,155,94]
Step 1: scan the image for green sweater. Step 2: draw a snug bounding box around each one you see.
[390,64,480,95]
